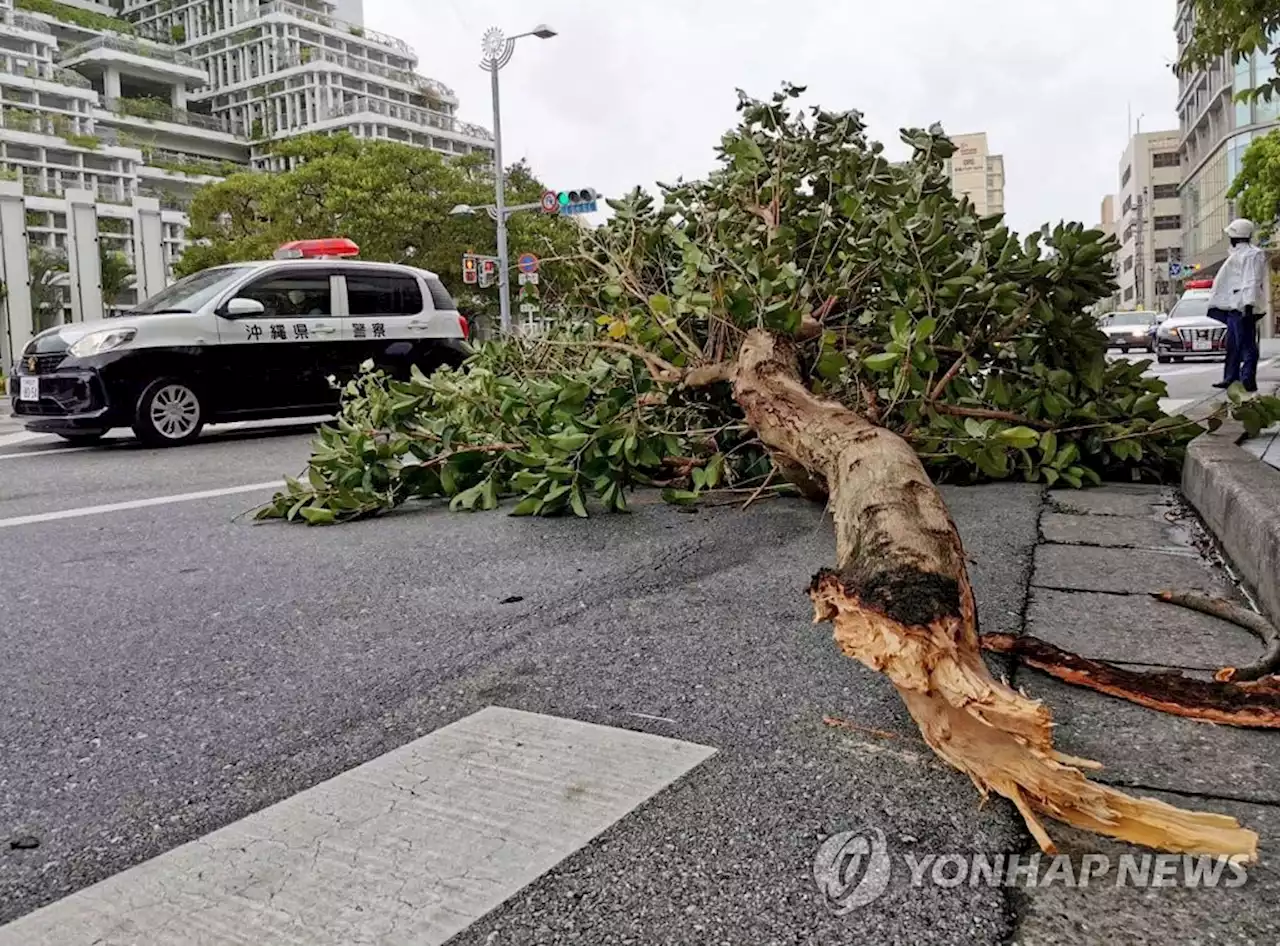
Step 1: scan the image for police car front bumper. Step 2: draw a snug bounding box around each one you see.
[9,364,115,432]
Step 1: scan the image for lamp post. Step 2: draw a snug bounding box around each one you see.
[480,23,557,335]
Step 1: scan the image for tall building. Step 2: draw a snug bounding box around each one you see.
[0,0,491,372]
[1093,194,1119,314]
[1115,130,1183,312]
[944,132,1005,217]
[1175,0,1280,270]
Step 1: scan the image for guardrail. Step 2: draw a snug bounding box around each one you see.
[58,35,200,70]
[256,1,414,56]
[0,54,94,89]
[337,97,493,142]
[102,96,243,136]
[3,10,52,33]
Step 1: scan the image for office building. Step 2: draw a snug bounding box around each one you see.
[0,0,491,371]
[1115,130,1183,312]
[944,132,1005,217]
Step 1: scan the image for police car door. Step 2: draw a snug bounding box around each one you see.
[337,268,430,379]
[217,267,347,410]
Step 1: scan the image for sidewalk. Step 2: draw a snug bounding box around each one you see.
[1009,484,1277,944]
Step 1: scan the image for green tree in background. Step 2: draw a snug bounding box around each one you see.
[1181,1,1280,101]
[99,248,135,314]
[177,135,585,333]
[28,245,67,332]
[1227,129,1280,235]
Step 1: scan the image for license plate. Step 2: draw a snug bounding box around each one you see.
[19,376,38,401]
[1192,338,1211,351]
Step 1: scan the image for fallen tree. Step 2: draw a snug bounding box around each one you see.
[258,86,1276,858]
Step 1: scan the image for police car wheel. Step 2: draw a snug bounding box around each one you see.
[133,379,205,446]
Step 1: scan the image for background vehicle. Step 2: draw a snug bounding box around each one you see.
[9,240,470,446]
[1154,280,1225,364]
[1098,311,1160,353]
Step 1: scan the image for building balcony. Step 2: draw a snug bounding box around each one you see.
[336,97,492,143]
[254,1,414,57]
[2,8,53,34]
[58,35,208,86]
[278,47,458,106]
[14,0,166,43]
[99,96,247,138]
[0,53,96,92]
[138,146,237,179]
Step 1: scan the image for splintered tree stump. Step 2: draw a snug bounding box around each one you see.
[981,633,1280,729]
[730,328,1258,859]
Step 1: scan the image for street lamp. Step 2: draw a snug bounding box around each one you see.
[480,24,557,334]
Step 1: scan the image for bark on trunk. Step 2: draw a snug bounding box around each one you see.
[981,633,1280,728]
[730,328,1257,859]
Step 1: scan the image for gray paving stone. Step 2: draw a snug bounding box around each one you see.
[1018,671,1280,803]
[1013,791,1279,946]
[1025,588,1264,672]
[1040,512,1189,550]
[1032,544,1231,597]
[1047,486,1175,518]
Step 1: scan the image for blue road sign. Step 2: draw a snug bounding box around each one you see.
[1169,262,1182,278]
[517,253,539,274]
[561,200,598,216]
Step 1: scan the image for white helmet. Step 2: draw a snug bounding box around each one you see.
[1225,218,1256,240]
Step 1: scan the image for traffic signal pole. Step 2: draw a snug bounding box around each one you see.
[490,65,512,335]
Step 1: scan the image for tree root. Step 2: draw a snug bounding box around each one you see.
[1152,590,1280,682]
[731,327,1258,860]
[980,633,1280,729]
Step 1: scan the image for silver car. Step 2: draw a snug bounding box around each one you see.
[1098,311,1159,353]
[1155,286,1225,364]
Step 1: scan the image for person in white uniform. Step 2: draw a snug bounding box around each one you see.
[1207,218,1267,392]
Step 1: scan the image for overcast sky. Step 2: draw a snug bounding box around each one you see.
[372,0,1181,237]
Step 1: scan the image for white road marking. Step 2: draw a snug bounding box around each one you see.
[0,430,50,448]
[0,481,281,529]
[0,707,717,946]
[0,445,97,461]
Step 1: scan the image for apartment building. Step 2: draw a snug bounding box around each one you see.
[1175,1,1280,271]
[1093,194,1119,314]
[0,0,492,372]
[944,132,1005,217]
[1114,130,1183,312]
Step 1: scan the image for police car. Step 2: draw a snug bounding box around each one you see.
[9,239,470,446]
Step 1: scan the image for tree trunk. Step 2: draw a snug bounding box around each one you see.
[730,328,1257,859]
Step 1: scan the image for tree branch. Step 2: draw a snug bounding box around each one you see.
[931,402,1052,430]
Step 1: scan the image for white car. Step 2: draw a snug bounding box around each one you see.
[1154,280,1226,364]
[9,239,471,446]
[1098,311,1160,353]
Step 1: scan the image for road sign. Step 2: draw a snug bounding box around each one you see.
[540,190,559,214]
[1169,262,1182,278]
[520,302,539,314]
[517,253,539,274]
[518,272,540,286]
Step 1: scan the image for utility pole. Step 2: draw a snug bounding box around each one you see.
[1134,186,1147,309]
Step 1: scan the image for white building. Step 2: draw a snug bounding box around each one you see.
[944,132,1005,217]
[0,0,491,373]
[1114,129,1183,313]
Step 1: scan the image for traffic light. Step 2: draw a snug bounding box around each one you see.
[556,188,599,215]
[462,254,478,285]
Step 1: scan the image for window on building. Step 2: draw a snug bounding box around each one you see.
[1123,287,1135,301]
[1154,248,1170,262]
[1123,224,1135,243]
[1154,215,1182,231]
[1152,183,1179,200]
[1121,165,1132,187]
[1123,256,1134,272]
[1122,195,1134,215]
[1152,152,1180,168]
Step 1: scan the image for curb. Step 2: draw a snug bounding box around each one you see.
[1182,418,1280,627]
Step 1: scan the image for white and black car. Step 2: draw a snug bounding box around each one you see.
[9,240,470,446]
[1097,311,1160,353]
[1154,280,1226,364]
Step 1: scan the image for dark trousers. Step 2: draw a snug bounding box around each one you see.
[1221,311,1261,388]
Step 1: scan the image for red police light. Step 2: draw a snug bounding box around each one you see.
[274,238,361,260]
[1184,279,1214,289]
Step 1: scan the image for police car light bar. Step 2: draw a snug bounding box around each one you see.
[274,238,361,260]
[1184,279,1214,289]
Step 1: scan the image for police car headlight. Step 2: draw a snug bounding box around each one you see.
[68,328,136,358]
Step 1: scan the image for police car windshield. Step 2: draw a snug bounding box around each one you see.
[132,266,253,316]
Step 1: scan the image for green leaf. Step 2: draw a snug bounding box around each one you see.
[996,426,1040,450]
[661,488,700,506]
[964,418,987,440]
[816,350,848,381]
[570,485,588,518]
[510,494,542,517]
[864,351,902,372]
[915,315,937,340]
[649,294,673,318]
[704,453,725,489]
[975,445,1009,478]
[299,505,337,525]
[891,309,911,343]
[1038,430,1058,461]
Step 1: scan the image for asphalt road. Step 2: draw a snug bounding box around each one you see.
[0,351,1257,944]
